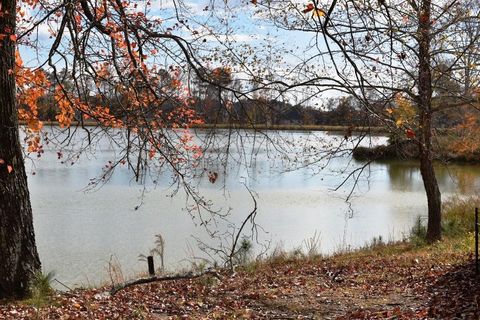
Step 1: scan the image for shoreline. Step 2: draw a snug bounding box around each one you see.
[20,120,480,163]
[1,196,477,318]
[19,120,387,133]
[1,236,475,319]
[353,140,480,164]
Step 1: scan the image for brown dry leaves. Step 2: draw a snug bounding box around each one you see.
[1,247,479,319]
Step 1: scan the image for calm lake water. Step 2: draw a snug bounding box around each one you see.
[26,128,480,288]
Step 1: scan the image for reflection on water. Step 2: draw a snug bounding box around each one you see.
[27,129,480,288]
[385,159,480,193]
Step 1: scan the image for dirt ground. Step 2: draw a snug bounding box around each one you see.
[1,244,479,319]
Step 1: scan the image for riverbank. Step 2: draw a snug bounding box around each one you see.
[1,197,479,319]
[353,134,480,163]
[20,120,387,133]
[191,123,387,134]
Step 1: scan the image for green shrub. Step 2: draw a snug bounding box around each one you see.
[28,271,55,307]
[409,216,427,247]
[409,196,479,245]
[234,238,253,266]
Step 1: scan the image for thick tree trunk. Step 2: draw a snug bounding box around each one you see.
[417,0,442,242]
[0,0,41,298]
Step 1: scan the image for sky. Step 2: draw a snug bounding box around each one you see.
[19,0,479,107]
[17,0,341,106]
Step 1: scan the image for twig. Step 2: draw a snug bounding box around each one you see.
[110,269,222,295]
[227,184,258,270]
[53,278,73,291]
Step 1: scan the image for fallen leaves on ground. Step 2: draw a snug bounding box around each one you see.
[1,246,479,319]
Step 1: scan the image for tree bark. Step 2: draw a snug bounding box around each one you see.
[417,0,442,242]
[0,0,41,298]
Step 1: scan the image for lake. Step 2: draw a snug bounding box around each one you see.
[26,128,480,288]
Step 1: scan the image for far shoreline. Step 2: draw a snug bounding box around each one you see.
[19,120,388,134]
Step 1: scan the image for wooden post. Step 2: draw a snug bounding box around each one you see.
[147,256,155,276]
[475,208,479,275]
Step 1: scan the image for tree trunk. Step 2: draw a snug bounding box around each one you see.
[0,0,41,298]
[417,0,442,242]
[419,148,442,242]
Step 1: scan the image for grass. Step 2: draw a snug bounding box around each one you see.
[352,195,478,262]
[409,216,428,247]
[302,231,322,258]
[23,271,55,308]
[262,195,477,268]
[14,197,479,310]
[442,196,479,236]
[2,197,477,319]
[407,195,478,247]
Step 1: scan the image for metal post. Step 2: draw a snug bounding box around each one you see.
[475,208,479,275]
[147,256,155,276]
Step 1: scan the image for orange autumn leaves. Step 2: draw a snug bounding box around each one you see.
[54,87,75,128]
[16,50,48,153]
[302,3,325,17]
[8,0,209,177]
[15,48,205,165]
[53,87,123,129]
[16,51,47,133]
[385,94,417,139]
[250,1,325,17]
[448,113,480,159]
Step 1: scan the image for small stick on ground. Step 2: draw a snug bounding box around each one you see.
[110,269,222,295]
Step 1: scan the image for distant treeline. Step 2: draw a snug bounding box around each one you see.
[30,68,471,129]
[191,96,378,127]
[32,92,378,128]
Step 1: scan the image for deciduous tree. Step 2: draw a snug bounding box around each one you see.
[257,0,479,242]
[0,0,235,298]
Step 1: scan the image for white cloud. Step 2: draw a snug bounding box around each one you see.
[201,33,257,43]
